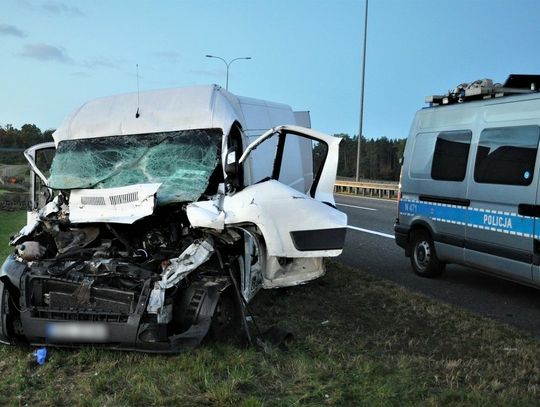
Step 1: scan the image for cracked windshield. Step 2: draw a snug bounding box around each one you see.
[48,128,222,204]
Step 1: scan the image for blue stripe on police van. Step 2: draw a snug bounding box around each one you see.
[399,199,537,239]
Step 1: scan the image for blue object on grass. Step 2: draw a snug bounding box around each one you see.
[34,347,47,365]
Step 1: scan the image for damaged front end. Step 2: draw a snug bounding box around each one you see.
[0,129,247,353]
[0,124,347,353]
[1,188,246,352]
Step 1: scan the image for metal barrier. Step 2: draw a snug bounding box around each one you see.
[334,180,399,199]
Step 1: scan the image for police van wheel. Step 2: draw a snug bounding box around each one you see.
[410,230,444,278]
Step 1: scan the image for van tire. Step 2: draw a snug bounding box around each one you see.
[409,230,444,278]
[0,281,13,344]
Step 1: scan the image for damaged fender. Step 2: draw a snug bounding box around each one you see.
[187,182,347,257]
[223,180,346,257]
[147,237,215,323]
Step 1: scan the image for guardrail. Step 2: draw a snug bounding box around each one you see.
[334,180,399,199]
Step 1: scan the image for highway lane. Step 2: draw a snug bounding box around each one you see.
[335,194,540,337]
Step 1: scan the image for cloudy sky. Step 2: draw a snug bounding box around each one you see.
[2,0,540,139]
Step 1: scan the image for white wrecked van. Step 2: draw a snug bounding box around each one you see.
[0,85,347,352]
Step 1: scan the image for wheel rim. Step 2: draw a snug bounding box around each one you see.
[414,240,431,272]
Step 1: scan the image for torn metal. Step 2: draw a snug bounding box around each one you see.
[147,237,215,324]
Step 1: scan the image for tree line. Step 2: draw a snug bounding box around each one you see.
[0,124,54,164]
[0,124,406,181]
[316,134,405,181]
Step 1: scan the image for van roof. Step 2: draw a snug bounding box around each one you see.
[415,92,540,131]
[52,85,292,145]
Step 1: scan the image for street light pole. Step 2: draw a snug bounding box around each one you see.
[355,0,369,182]
[205,55,252,90]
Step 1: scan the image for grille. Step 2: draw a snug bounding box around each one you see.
[109,192,139,205]
[80,196,106,206]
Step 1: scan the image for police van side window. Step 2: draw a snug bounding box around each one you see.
[474,126,540,186]
[409,130,471,180]
[431,130,472,181]
[409,133,437,179]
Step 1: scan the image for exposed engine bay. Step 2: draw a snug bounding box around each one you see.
[0,190,255,353]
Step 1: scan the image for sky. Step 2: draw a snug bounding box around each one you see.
[1,0,540,140]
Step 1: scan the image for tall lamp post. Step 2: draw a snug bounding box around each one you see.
[205,55,252,90]
[355,0,369,182]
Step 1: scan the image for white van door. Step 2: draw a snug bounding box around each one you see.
[238,125,340,204]
[24,142,56,210]
[190,125,347,255]
[187,125,347,286]
[465,125,539,281]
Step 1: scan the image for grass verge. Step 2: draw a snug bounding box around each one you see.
[0,210,25,259]
[0,212,538,406]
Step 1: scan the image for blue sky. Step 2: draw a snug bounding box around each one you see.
[1,0,540,139]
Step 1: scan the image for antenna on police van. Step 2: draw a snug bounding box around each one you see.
[135,64,141,118]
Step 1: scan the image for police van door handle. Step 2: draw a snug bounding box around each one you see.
[518,204,540,218]
[419,195,470,207]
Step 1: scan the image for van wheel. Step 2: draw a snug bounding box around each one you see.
[410,230,444,278]
[208,287,240,340]
[0,281,13,344]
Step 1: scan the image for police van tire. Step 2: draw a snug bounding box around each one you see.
[410,230,445,278]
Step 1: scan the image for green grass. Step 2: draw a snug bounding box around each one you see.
[0,213,539,405]
[0,210,25,259]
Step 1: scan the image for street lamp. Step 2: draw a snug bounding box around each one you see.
[355,0,369,182]
[205,54,252,90]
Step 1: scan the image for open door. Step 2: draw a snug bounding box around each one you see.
[24,142,56,211]
[239,125,341,205]
[187,125,347,288]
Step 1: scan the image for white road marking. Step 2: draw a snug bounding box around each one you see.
[347,225,394,239]
[335,193,397,204]
[337,203,377,211]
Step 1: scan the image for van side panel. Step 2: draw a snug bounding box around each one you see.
[464,118,540,281]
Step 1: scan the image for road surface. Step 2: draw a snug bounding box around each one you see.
[335,193,540,337]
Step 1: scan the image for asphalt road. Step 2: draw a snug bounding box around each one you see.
[335,193,540,338]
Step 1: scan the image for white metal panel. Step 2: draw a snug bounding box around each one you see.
[222,180,346,257]
[293,111,311,128]
[69,183,160,224]
[186,180,347,257]
[237,98,296,133]
[53,86,243,145]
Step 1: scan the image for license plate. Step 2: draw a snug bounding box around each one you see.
[46,322,109,342]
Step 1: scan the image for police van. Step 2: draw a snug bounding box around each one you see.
[395,74,540,287]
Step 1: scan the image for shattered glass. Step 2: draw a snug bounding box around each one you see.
[48,129,222,204]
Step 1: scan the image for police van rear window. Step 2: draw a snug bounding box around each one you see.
[474,126,540,186]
